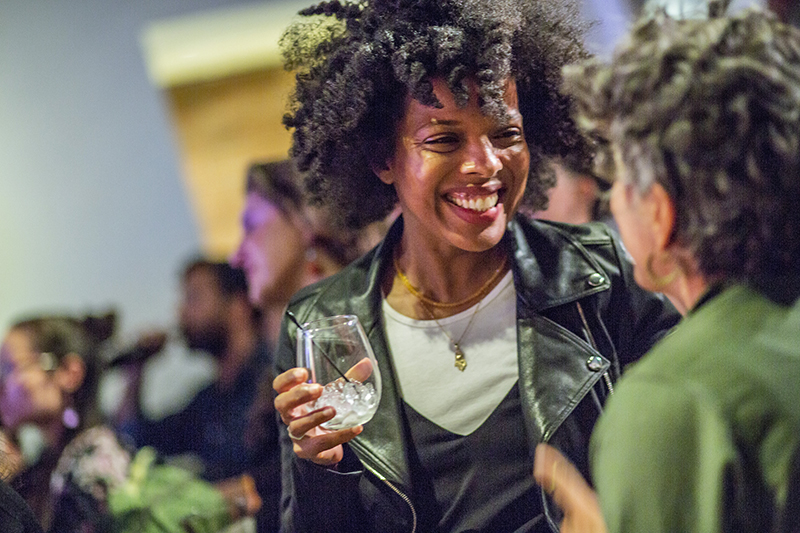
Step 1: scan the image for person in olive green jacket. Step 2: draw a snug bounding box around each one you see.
[534,6,800,533]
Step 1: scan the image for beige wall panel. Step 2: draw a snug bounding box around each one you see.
[166,67,295,258]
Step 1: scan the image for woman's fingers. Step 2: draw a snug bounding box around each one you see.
[292,425,363,464]
[274,382,322,413]
[533,443,608,533]
[286,406,336,439]
[533,443,567,495]
[273,367,309,394]
[345,357,373,382]
[273,366,365,466]
[273,369,323,425]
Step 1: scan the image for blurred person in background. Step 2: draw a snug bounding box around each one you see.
[230,159,392,349]
[533,153,614,227]
[535,5,800,532]
[227,160,391,530]
[0,311,125,531]
[114,258,278,531]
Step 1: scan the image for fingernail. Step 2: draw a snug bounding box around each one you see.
[292,368,305,381]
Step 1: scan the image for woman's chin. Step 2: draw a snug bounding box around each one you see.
[448,204,509,251]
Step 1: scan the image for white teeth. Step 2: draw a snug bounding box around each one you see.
[448,192,498,212]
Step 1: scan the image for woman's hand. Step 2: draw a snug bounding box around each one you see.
[215,473,262,520]
[273,368,363,466]
[534,443,608,533]
[0,430,22,479]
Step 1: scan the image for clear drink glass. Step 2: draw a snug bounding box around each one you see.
[296,315,381,430]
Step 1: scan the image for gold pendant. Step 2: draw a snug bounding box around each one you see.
[453,345,467,371]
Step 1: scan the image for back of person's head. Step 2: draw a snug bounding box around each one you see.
[9,312,116,432]
[182,258,250,300]
[558,152,612,223]
[533,153,612,224]
[564,6,800,292]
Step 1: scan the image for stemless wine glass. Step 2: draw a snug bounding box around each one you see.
[296,315,382,430]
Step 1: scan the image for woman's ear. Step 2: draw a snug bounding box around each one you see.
[373,159,395,185]
[647,182,677,252]
[303,247,338,284]
[55,353,86,394]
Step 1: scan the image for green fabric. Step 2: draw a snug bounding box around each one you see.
[108,447,232,533]
[591,285,800,532]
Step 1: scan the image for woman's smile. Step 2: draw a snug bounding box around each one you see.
[445,179,503,214]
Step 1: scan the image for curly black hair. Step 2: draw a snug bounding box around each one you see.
[563,8,800,287]
[280,0,592,228]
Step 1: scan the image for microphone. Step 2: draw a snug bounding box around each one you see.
[107,331,168,368]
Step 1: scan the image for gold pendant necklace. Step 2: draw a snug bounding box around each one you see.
[419,300,480,371]
[393,250,507,371]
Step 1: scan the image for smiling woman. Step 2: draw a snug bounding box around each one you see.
[269,1,681,532]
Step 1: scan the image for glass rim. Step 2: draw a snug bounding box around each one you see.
[300,314,360,332]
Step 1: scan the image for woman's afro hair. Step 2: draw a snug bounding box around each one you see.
[280,0,592,228]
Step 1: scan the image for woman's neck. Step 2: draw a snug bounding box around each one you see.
[664,272,710,316]
[386,237,508,319]
[28,418,69,456]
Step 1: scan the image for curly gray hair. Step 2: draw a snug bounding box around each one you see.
[563,7,800,287]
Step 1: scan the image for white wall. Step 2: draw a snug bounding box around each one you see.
[0,0,267,337]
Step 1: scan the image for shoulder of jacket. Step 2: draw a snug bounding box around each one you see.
[510,217,622,272]
[516,216,615,247]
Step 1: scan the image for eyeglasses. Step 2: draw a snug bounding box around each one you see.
[0,352,58,383]
[39,352,57,372]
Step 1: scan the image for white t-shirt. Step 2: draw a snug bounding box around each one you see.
[382,271,517,435]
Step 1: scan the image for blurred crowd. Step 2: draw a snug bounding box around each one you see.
[2,1,799,533]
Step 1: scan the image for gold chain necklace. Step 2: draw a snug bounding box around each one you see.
[393,251,507,371]
[418,300,480,371]
[393,253,507,309]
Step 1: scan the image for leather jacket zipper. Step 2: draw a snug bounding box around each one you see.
[363,463,417,533]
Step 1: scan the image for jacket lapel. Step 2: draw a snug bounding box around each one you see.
[517,315,609,444]
[508,219,612,444]
[339,221,413,488]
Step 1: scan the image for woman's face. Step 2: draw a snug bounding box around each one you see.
[230,192,307,307]
[379,78,530,254]
[0,329,64,431]
[609,175,659,291]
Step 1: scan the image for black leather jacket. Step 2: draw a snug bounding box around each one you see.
[275,215,680,533]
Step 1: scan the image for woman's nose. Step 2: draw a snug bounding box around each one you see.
[461,136,503,176]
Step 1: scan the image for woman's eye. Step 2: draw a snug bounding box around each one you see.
[494,128,523,145]
[424,135,460,152]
